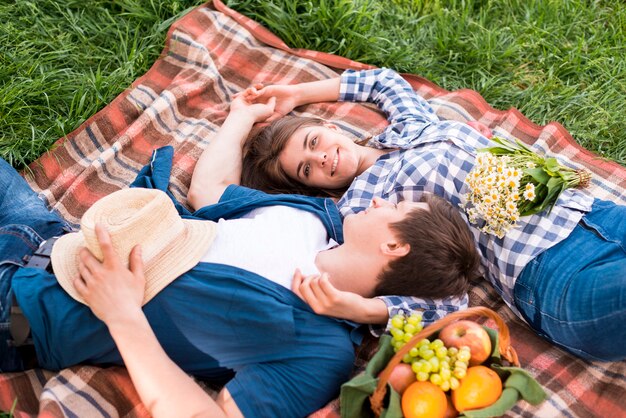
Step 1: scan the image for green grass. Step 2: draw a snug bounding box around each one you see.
[1,0,625,169]
[0,0,205,168]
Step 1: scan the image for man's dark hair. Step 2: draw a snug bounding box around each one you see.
[375,194,480,299]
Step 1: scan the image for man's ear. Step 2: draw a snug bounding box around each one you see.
[380,241,410,258]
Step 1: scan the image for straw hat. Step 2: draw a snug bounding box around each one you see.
[51,188,216,305]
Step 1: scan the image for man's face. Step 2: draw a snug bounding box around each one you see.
[343,197,429,249]
[278,124,361,189]
[332,197,428,297]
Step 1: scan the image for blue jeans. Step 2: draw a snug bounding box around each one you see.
[514,199,626,362]
[0,158,69,372]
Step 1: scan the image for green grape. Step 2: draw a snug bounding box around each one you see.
[418,338,431,348]
[440,368,451,380]
[417,371,429,382]
[419,361,433,374]
[402,354,413,363]
[435,347,448,359]
[440,380,451,392]
[430,373,443,386]
[409,347,419,357]
[407,314,422,326]
[450,377,460,391]
[391,328,405,341]
[411,361,422,374]
[428,357,440,372]
[430,339,445,350]
[420,349,435,360]
[403,323,417,334]
[403,333,414,343]
[454,367,467,379]
[457,350,471,363]
[447,347,459,356]
[393,340,405,350]
[454,360,468,369]
[439,360,450,370]
[391,315,405,329]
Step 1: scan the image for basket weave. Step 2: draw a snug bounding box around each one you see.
[370,306,520,416]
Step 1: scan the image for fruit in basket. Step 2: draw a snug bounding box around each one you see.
[451,365,502,412]
[443,395,459,418]
[389,314,471,392]
[387,363,417,394]
[402,381,447,418]
[439,320,491,366]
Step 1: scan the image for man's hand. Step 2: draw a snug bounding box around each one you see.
[74,224,146,324]
[230,89,276,124]
[241,83,300,122]
[291,269,387,324]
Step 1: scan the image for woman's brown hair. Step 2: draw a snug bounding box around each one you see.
[241,116,348,198]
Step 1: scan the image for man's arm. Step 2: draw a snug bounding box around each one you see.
[188,94,276,210]
[74,225,243,418]
[291,269,388,324]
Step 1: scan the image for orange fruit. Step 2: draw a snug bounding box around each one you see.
[451,365,502,412]
[401,381,447,418]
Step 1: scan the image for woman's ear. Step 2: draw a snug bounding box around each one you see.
[380,241,410,257]
[324,122,339,131]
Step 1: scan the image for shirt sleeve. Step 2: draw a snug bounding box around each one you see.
[368,293,469,337]
[339,68,440,148]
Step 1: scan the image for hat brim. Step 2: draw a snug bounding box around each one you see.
[51,218,216,305]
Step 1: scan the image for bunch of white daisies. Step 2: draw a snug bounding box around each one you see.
[462,137,591,238]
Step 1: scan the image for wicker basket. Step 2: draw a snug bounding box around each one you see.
[370,306,520,416]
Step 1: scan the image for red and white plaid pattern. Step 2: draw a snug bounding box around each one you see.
[2,1,625,417]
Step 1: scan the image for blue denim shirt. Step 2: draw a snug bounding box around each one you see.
[11,146,362,418]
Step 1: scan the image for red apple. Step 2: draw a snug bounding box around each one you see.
[384,363,417,395]
[444,395,459,418]
[439,320,491,366]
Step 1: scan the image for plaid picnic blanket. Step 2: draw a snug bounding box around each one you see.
[2,0,625,416]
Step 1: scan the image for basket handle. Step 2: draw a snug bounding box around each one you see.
[370,307,519,416]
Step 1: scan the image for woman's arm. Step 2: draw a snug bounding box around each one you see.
[187,93,276,210]
[74,225,243,418]
[249,78,341,121]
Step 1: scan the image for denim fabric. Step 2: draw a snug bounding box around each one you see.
[7,158,361,417]
[0,158,68,372]
[514,199,626,362]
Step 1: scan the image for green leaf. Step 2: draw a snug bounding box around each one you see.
[494,365,549,405]
[513,138,534,153]
[483,146,515,155]
[483,326,501,362]
[525,168,551,185]
[545,157,561,174]
[542,177,566,208]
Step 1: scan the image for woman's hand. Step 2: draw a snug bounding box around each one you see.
[241,83,300,122]
[74,224,146,325]
[291,269,388,324]
[230,89,276,124]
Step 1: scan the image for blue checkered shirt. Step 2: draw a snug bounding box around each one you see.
[337,69,593,332]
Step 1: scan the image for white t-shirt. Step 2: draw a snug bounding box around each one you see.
[200,206,338,289]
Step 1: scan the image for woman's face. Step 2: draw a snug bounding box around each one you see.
[278,124,361,189]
